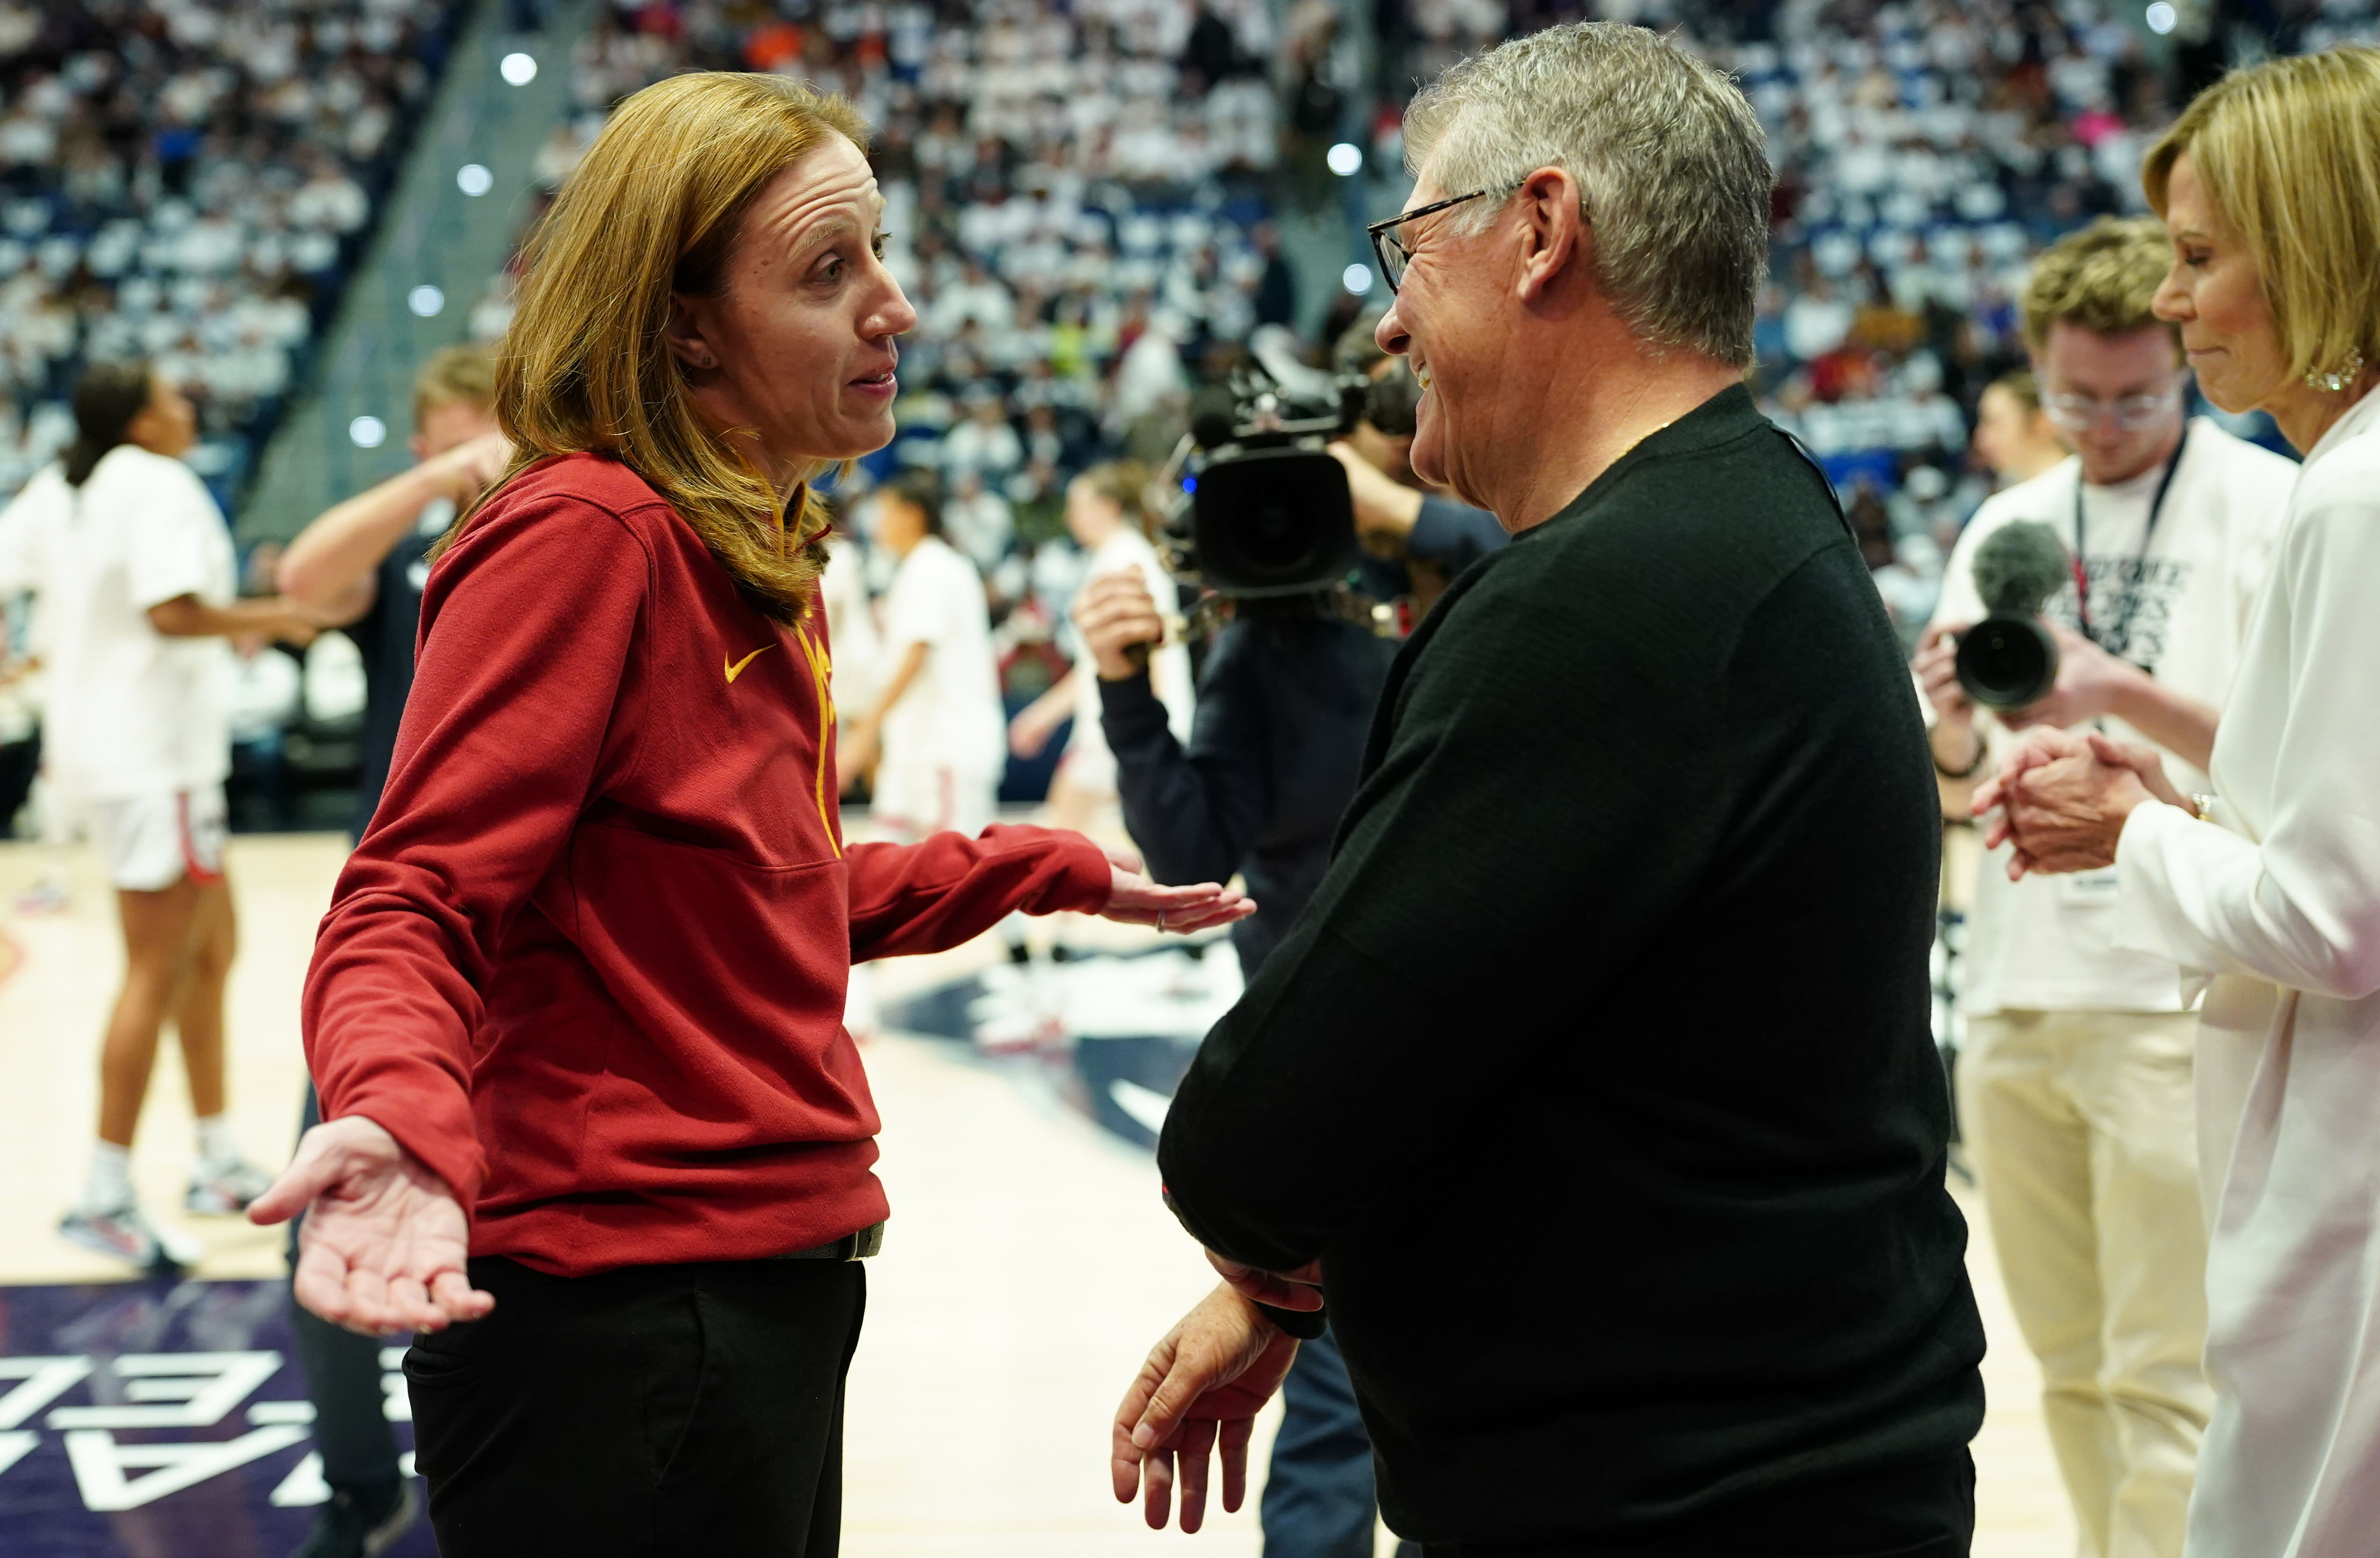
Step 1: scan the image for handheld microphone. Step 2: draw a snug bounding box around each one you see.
[1955,521,2069,710]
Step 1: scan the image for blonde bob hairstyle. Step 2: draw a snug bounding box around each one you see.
[2142,46,2380,389]
[456,72,871,621]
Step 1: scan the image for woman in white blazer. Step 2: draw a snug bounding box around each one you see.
[1976,46,2380,1558]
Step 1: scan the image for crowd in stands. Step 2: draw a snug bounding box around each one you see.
[1717,0,2380,638]
[0,0,468,506]
[515,0,2378,660]
[460,0,1355,702]
[13,0,2380,718]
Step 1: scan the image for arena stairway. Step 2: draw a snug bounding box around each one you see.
[237,0,600,548]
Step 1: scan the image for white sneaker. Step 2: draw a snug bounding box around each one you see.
[12,877,70,915]
[186,1158,274,1215]
[60,1203,204,1270]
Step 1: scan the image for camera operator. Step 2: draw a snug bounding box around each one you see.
[1073,471,1412,1553]
[1911,217,2298,1558]
[1324,321,1509,615]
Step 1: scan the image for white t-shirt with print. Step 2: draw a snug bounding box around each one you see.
[0,447,237,800]
[878,533,1004,781]
[1930,418,2298,1015]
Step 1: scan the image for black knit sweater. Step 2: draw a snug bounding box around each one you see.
[1157,384,1986,1549]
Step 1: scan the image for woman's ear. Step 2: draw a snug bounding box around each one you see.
[665,293,721,373]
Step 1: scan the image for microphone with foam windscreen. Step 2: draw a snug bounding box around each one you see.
[1955,521,2071,709]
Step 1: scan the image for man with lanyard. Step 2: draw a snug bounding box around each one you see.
[1913,217,2299,1558]
[269,344,506,1558]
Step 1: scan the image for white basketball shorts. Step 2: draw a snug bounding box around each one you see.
[91,784,228,892]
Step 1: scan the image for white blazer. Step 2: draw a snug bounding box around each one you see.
[2112,383,2380,1558]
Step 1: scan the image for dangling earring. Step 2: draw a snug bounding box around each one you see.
[2306,348,2366,393]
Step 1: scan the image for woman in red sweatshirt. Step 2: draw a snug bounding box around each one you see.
[248,74,1247,1558]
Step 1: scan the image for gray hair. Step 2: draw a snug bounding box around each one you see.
[1403,22,1773,367]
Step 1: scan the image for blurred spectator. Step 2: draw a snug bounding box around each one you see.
[1712,0,2378,533]
[1972,367,2071,486]
[1006,461,1193,831]
[0,0,469,508]
[842,470,1006,840]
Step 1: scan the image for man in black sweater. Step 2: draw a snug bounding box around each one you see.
[1109,22,1984,1557]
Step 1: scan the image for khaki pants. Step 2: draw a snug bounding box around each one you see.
[1961,1009,2212,1558]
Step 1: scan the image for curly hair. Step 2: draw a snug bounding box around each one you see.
[2019,217,2178,355]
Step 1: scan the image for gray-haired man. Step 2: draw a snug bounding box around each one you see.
[1108,22,1985,1557]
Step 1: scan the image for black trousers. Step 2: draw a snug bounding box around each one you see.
[405,1253,867,1558]
[1416,1450,1975,1558]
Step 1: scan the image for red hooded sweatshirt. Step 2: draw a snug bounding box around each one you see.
[304,454,1112,1277]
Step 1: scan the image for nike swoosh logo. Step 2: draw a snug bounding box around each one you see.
[724,645,775,683]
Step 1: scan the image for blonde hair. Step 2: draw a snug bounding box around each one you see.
[2143,46,2380,387]
[2021,217,2178,354]
[412,342,496,428]
[457,72,869,621]
[1075,460,1150,539]
[1987,367,2043,414]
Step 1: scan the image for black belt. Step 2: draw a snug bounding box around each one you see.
[772,1222,884,1261]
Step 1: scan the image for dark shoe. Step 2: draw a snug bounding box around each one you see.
[290,1479,417,1558]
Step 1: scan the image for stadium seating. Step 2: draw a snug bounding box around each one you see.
[0,0,470,507]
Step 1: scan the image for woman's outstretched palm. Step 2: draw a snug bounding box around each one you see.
[249,1115,492,1337]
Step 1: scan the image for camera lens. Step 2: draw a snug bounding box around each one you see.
[1953,617,2059,710]
[1190,448,1361,594]
[1243,499,1319,575]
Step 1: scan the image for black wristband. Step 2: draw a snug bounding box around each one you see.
[1255,1302,1327,1341]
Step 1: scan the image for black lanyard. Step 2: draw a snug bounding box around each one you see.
[2071,424,2189,657]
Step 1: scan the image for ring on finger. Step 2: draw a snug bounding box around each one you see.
[1157,910,1167,933]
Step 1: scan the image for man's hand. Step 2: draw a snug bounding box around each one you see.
[1112,1284,1300,1533]
[1913,621,1983,777]
[1913,622,1974,730]
[1071,572,1167,681]
[1206,1248,1324,1312]
[248,1115,492,1338]
[1096,843,1255,935]
[1999,622,2139,734]
[1972,726,2153,879]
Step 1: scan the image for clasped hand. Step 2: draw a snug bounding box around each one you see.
[1971,726,2190,880]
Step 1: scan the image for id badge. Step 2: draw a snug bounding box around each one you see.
[2056,866,2123,907]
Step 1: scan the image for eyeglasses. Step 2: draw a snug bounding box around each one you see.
[1366,188,1497,294]
[2040,376,2185,433]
